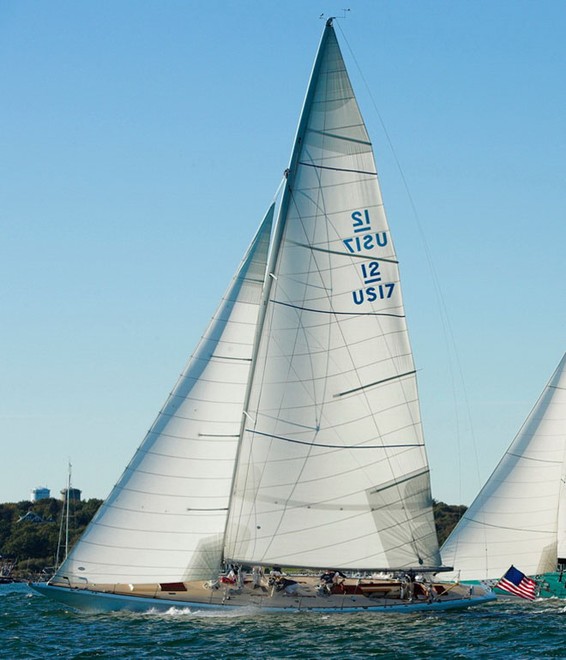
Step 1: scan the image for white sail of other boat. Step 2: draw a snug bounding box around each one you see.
[32,19,495,613]
[441,353,566,582]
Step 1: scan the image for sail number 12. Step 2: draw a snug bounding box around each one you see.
[343,209,388,254]
[344,209,396,306]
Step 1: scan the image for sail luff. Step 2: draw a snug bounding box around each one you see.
[283,20,335,208]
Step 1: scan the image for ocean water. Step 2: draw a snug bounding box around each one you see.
[2,583,566,659]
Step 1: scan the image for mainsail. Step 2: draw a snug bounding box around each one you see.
[223,21,441,571]
[441,353,566,581]
[53,206,274,584]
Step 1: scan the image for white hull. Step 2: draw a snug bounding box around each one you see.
[30,581,495,614]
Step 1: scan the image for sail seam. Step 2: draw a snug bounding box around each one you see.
[123,469,232,481]
[461,516,554,534]
[80,538,213,551]
[151,412,243,425]
[506,451,563,465]
[144,430,239,445]
[164,392,252,405]
[337,370,417,397]
[273,299,405,318]
[98,502,229,515]
[369,467,429,494]
[298,160,377,176]
[247,428,423,449]
[120,485,229,497]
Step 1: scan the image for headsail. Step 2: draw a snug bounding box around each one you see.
[441,353,566,581]
[223,21,441,571]
[53,205,274,584]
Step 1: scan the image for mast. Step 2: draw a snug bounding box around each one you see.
[55,461,72,568]
[65,462,71,560]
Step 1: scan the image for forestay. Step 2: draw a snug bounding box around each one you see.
[224,22,441,571]
[441,353,566,581]
[53,206,274,584]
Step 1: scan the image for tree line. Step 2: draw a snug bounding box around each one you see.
[0,498,465,580]
[0,497,103,578]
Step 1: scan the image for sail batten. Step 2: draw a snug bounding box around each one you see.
[272,300,406,318]
[287,242,398,264]
[337,370,417,397]
[305,130,372,146]
[245,428,424,450]
[298,161,378,176]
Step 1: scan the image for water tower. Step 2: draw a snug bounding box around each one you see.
[60,487,82,502]
[31,487,50,502]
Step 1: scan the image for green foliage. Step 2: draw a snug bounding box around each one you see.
[0,497,103,577]
[433,499,467,545]
[3,523,58,561]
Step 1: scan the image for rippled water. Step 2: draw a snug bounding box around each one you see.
[2,583,566,659]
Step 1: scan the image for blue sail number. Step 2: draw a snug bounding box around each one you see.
[352,283,395,305]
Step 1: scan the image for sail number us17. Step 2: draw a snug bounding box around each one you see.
[343,209,395,306]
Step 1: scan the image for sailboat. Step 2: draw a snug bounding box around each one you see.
[441,354,566,598]
[31,19,494,613]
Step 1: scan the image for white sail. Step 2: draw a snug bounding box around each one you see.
[224,22,440,571]
[441,353,566,581]
[53,205,274,584]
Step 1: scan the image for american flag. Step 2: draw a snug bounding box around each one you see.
[496,565,537,601]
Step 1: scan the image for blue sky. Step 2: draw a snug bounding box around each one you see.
[1,0,565,506]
